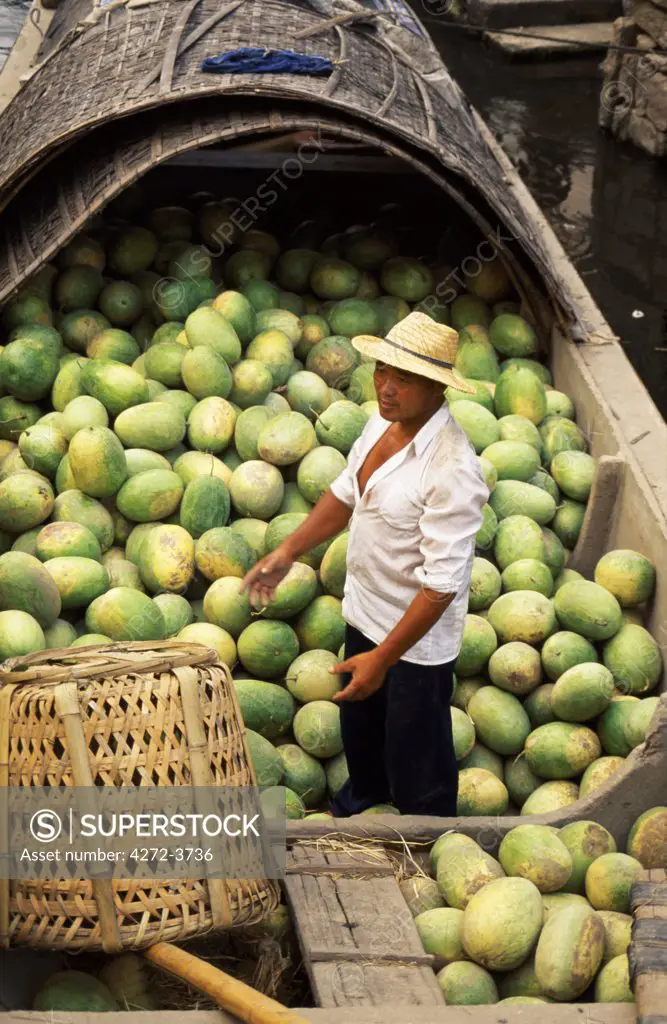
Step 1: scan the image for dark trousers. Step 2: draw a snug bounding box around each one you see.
[331,624,458,817]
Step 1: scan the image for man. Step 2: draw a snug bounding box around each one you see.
[241,311,489,817]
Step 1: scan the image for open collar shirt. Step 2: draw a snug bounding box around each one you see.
[329,402,489,665]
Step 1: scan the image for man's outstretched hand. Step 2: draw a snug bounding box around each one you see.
[240,546,293,609]
[330,649,387,703]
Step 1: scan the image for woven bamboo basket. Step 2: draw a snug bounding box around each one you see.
[0,641,280,953]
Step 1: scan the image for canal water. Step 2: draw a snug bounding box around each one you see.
[1,0,666,416]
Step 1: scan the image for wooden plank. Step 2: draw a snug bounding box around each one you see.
[287,845,394,875]
[634,974,667,1020]
[306,950,434,966]
[0,1009,640,1024]
[310,963,444,1008]
[285,873,358,956]
[333,877,426,958]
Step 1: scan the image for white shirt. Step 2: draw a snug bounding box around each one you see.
[329,402,489,665]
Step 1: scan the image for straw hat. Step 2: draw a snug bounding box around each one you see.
[352,311,476,394]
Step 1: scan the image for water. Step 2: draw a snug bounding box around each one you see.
[0,0,665,414]
[0,0,28,70]
[422,16,667,418]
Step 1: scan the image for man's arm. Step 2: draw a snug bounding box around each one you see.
[240,490,352,607]
[332,587,455,702]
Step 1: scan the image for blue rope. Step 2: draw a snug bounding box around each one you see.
[201,47,335,76]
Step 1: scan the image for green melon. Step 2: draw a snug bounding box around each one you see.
[285,649,342,703]
[237,620,300,680]
[246,330,295,388]
[457,767,509,815]
[0,550,62,627]
[400,877,445,918]
[498,824,572,892]
[35,522,102,563]
[436,841,505,910]
[61,395,109,440]
[626,807,667,869]
[489,480,555,525]
[415,907,465,966]
[481,440,539,482]
[597,696,640,757]
[501,559,553,598]
[18,424,68,478]
[187,397,236,453]
[43,556,109,609]
[594,549,656,607]
[234,680,295,740]
[314,401,367,454]
[0,472,55,533]
[534,903,605,1001]
[504,757,542,809]
[455,326,500,383]
[246,729,284,788]
[468,557,502,611]
[498,414,542,449]
[452,707,476,760]
[494,366,546,425]
[297,446,347,505]
[229,461,285,520]
[449,402,500,454]
[579,756,626,798]
[489,315,538,357]
[540,626,598,684]
[276,743,327,808]
[448,380,495,414]
[294,595,345,654]
[454,615,498,676]
[550,659,614,722]
[467,686,531,756]
[293,700,342,759]
[557,820,617,894]
[116,470,183,523]
[85,587,165,641]
[87,328,140,365]
[488,641,542,696]
[81,359,148,416]
[451,295,492,331]
[521,781,580,816]
[462,875,543,970]
[553,580,622,641]
[0,338,60,402]
[525,721,601,779]
[139,524,195,594]
[68,426,128,498]
[603,624,661,695]
[305,336,359,389]
[195,527,253,582]
[551,499,586,549]
[493,515,546,571]
[257,412,316,466]
[460,742,504,780]
[176,621,236,665]
[52,489,115,551]
[185,307,241,364]
[550,451,595,502]
[228,359,273,410]
[256,562,317,620]
[172,450,231,486]
[624,696,660,749]
[435,962,498,1006]
[487,590,556,645]
[585,853,642,913]
[475,503,498,551]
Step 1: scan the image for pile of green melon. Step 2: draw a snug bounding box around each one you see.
[0,193,662,820]
[404,808,667,1005]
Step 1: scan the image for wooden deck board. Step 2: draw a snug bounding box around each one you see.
[284,843,444,1009]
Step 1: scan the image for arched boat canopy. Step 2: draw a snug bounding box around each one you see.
[0,0,611,342]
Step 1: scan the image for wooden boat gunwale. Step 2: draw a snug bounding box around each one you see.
[0,0,664,863]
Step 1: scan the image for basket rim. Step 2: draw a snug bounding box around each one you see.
[0,640,222,688]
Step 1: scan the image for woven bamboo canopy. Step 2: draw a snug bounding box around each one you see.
[0,0,612,342]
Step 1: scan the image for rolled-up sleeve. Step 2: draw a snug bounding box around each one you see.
[329,435,363,509]
[414,450,489,594]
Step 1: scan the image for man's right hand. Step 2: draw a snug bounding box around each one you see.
[240,545,294,609]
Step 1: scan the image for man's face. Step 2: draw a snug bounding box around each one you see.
[373,361,444,421]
